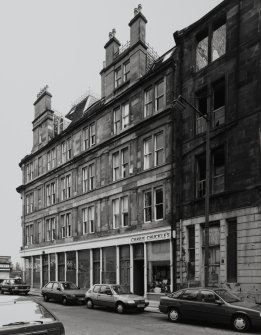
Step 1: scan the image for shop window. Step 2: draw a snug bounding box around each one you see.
[212,79,225,127]
[66,251,76,283]
[196,154,206,198]
[202,224,220,285]
[120,245,130,290]
[58,253,65,281]
[50,254,56,281]
[93,249,100,285]
[147,241,170,294]
[33,256,40,288]
[42,255,48,286]
[212,148,225,194]
[24,258,32,285]
[78,250,90,288]
[187,226,195,280]
[102,247,116,284]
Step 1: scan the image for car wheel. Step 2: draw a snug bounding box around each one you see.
[168,308,181,323]
[116,302,125,314]
[86,299,94,309]
[62,297,67,306]
[43,294,49,302]
[232,314,250,332]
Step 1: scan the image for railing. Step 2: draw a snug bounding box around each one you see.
[114,41,130,58]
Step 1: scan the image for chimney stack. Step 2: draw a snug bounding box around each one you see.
[104,28,121,68]
[129,4,147,46]
[33,85,52,120]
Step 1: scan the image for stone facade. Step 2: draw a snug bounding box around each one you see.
[174,0,261,294]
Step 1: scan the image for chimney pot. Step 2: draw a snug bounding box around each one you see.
[134,8,138,15]
[112,28,116,37]
[109,31,113,39]
[138,4,142,12]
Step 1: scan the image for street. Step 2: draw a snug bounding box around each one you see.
[26,295,259,335]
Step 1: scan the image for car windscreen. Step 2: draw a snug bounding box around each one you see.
[0,302,55,328]
[61,282,78,290]
[215,289,240,303]
[112,285,131,295]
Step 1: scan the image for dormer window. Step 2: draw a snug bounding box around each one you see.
[123,60,130,82]
[115,66,122,88]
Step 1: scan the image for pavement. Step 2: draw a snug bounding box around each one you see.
[29,288,160,313]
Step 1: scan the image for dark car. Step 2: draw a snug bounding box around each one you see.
[41,281,86,305]
[0,278,30,295]
[85,284,149,314]
[0,296,65,334]
[159,287,261,332]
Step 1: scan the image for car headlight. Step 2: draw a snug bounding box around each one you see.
[127,300,135,304]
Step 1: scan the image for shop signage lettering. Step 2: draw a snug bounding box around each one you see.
[130,232,170,243]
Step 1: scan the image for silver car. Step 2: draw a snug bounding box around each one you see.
[85,284,149,314]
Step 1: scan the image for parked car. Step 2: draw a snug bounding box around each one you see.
[159,287,261,332]
[0,296,65,334]
[85,284,149,314]
[0,279,8,293]
[0,278,30,295]
[41,281,86,305]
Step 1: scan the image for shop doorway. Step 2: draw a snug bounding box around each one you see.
[133,244,144,296]
[134,260,144,296]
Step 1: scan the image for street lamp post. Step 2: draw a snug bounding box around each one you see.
[172,95,211,288]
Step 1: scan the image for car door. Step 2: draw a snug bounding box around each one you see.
[2,280,8,293]
[177,289,202,320]
[97,285,114,307]
[91,285,101,305]
[199,290,230,324]
[44,282,54,299]
[51,282,60,301]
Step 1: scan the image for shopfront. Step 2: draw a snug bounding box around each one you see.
[22,228,172,299]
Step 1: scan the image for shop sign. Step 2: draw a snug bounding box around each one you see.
[130,231,170,244]
[0,264,10,269]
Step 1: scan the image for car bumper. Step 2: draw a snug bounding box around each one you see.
[12,289,30,294]
[251,318,261,329]
[159,304,168,314]
[125,302,149,311]
[67,296,86,303]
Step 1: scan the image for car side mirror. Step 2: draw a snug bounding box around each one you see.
[215,299,223,305]
[57,287,61,291]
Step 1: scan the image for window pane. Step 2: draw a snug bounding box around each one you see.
[212,24,226,61]
[196,35,208,71]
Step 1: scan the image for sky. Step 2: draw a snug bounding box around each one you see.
[0,0,223,265]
